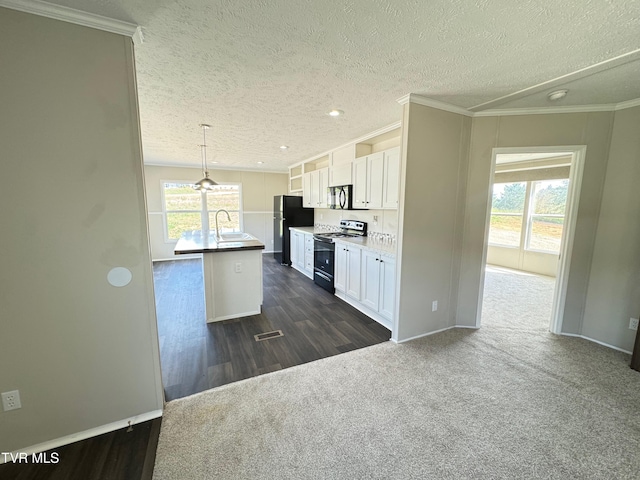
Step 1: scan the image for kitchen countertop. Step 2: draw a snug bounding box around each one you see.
[288,226,316,235]
[174,231,265,254]
[289,226,396,256]
[333,236,397,256]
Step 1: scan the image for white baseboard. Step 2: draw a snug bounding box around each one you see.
[560,333,632,354]
[208,310,261,322]
[391,325,456,344]
[0,409,163,465]
[455,324,481,329]
[153,254,201,262]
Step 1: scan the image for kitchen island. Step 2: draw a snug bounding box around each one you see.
[174,231,265,323]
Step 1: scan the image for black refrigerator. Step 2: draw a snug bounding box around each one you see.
[273,195,314,265]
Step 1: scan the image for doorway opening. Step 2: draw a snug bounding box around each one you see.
[477,146,586,333]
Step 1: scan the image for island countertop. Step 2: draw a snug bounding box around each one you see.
[174,231,265,255]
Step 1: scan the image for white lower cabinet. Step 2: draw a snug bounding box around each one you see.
[304,234,314,276]
[361,251,396,321]
[335,241,396,328]
[290,229,301,267]
[335,243,361,300]
[378,254,396,321]
[290,229,313,279]
[361,250,381,311]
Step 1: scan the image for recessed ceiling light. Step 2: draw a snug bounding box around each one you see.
[211,161,218,164]
[257,161,264,164]
[280,145,289,150]
[328,109,344,117]
[547,89,568,101]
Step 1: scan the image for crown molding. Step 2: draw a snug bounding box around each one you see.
[468,48,640,111]
[396,92,640,117]
[397,93,473,117]
[473,103,618,117]
[614,97,640,111]
[144,161,289,174]
[0,0,143,44]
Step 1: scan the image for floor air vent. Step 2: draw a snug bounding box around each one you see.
[254,330,284,342]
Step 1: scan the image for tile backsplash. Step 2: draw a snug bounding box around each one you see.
[313,208,398,236]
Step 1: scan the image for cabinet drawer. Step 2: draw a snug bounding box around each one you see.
[305,254,314,270]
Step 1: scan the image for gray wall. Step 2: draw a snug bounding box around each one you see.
[0,10,163,452]
[394,103,471,341]
[144,165,288,260]
[580,106,640,352]
[398,103,638,352]
[456,111,620,338]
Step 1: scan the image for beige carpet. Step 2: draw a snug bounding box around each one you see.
[153,268,640,479]
[482,264,556,332]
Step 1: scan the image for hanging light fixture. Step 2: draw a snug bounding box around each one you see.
[193,123,217,191]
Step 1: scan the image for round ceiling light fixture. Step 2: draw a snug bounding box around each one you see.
[328,109,344,117]
[547,89,568,101]
[280,145,289,150]
[257,161,264,165]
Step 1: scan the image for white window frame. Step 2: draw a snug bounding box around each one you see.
[488,181,527,249]
[205,183,244,235]
[161,180,243,242]
[524,180,567,254]
[488,179,567,254]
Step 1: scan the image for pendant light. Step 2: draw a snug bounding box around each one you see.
[193,123,217,191]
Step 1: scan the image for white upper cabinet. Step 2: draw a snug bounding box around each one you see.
[302,172,313,208]
[382,147,400,209]
[329,144,372,187]
[303,167,329,209]
[318,168,329,208]
[353,151,384,209]
[330,162,352,187]
[367,152,384,209]
[291,128,401,210]
[352,156,367,208]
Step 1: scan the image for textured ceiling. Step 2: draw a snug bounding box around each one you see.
[21,0,640,171]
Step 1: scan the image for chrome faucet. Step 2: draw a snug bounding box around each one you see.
[214,209,231,241]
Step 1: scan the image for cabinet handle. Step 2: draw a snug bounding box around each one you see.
[380,260,383,263]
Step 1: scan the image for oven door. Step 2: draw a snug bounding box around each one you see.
[313,238,335,293]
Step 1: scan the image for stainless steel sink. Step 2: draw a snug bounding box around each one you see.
[216,232,256,243]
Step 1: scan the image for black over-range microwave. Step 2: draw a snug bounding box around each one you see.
[329,185,356,210]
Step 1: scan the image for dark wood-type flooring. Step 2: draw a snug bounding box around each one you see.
[156,255,391,401]
[0,255,389,479]
[0,418,161,480]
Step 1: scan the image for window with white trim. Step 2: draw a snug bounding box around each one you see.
[162,182,242,241]
[489,179,568,254]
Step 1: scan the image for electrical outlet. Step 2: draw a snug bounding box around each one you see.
[235,262,242,273]
[432,300,438,312]
[2,390,21,411]
[630,318,639,331]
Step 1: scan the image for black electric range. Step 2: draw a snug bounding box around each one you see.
[313,220,367,293]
